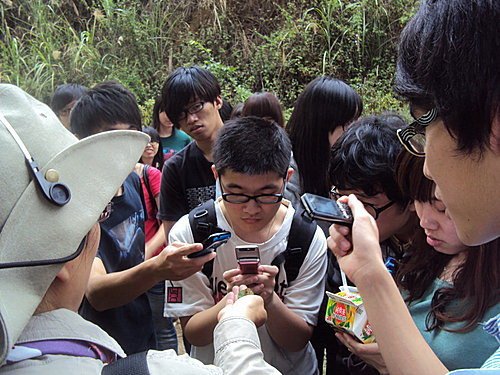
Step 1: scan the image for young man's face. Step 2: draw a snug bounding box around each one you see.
[215,169,288,239]
[422,115,500,246]
[177,97,223,142]
[335,187,414,242]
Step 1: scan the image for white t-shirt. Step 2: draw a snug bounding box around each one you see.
[165,199,327,375]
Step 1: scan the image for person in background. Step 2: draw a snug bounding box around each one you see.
[230,103,244,119]
[50,83,87,129]
[285,76,362,208]
[285,76,362,375]
[328,1,499,373]
[219,98,233,122]
[72,81,213,355]
[158,66,224,245]
[336,152,499,373]
[152,96,191,162]
[241,92,285,128]
[136,126,177,352]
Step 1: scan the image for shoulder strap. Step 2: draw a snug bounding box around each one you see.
[142,165,158,213]
[188,199,222,278]
[272,207,317,287]
[102,351,149,375]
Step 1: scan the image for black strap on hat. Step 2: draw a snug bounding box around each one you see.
[0,111,71,206]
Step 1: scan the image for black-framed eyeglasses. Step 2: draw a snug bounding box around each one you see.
[330,186,395,220]
[396,108,438,157]
[178,101,206,121]
[220,178,285,204]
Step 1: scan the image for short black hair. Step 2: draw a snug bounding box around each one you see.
[50,83,87,114]
[328,113,410,207]
[70,81,142,139]
[160,66,221,128]
[394,0,499,154]
[287,76,362,197]
[213,116,291,177]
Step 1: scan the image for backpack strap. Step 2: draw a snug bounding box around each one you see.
[102,351,149,375]
[188,199,223,279]
[142,164,158,213]
[272,207,317,288]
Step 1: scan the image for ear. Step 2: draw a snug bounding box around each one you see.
[214,96,223,110]
[407,201,416,212]
[490,113,500,155]
[211,164,219,180]
[285,167,294,182]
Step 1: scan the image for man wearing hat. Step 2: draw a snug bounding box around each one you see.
[0,83,280,374]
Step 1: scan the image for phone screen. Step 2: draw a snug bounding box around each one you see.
[300,193,353,226]
[306,194,344,217]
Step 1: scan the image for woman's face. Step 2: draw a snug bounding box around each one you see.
[414,199,468,255]
[142,140,160,161]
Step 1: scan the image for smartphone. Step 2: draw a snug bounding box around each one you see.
[235,245,260,274]
[300,193,353,227]
[187,231,231,259]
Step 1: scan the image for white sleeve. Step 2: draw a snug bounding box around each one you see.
[282,226,327,325]
[163,215,215,318]
[214,317,282,375]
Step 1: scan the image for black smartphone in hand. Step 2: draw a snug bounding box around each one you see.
[187,231,231,258]
[300,193,353,227]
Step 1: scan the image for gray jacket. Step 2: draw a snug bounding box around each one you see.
[0,309,281,375]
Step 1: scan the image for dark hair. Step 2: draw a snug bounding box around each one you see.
[219,98,233,122]
[230,103,244,119]
[394,0,500,154]
[141,126,164,170]
[152,95,176,135]
[328,113,409,207]
[50,83,87,114]
[213,116,291,177]
[160,66,221,128]
[395,152,500,332]
[241,92,285,128]
[288,76,362,197]
[70,81,142,139]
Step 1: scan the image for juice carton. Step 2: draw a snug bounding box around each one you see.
[325,288,375,344]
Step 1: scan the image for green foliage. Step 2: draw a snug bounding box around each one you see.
[0,0,417,117]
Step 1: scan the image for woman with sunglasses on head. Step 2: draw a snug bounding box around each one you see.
[335,152,499,373]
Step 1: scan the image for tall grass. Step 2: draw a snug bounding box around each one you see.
[0,0,416,115]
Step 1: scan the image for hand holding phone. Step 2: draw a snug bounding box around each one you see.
[187,231,231,259]
[235,245,260,274]
[300,193,353,227]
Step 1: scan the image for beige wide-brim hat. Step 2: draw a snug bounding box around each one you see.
[0,84,148,364]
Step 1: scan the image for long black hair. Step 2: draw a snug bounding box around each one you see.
[287,76,362,197]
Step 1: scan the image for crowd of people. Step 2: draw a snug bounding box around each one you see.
[0,0,498,374]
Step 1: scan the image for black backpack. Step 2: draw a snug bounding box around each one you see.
[188,199,317,290]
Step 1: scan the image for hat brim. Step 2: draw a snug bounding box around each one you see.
[0,130,148,364]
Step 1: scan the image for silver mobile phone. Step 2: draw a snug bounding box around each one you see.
[300,193,353,227]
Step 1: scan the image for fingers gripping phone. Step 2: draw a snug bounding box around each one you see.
[187,231,231,259]
[300,193,353,227]
[235,245,260,274]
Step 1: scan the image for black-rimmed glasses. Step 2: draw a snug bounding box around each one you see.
[330,187,394,220]
[220,179,285,204]
[396,108,438,157]
[178,101,206,121]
